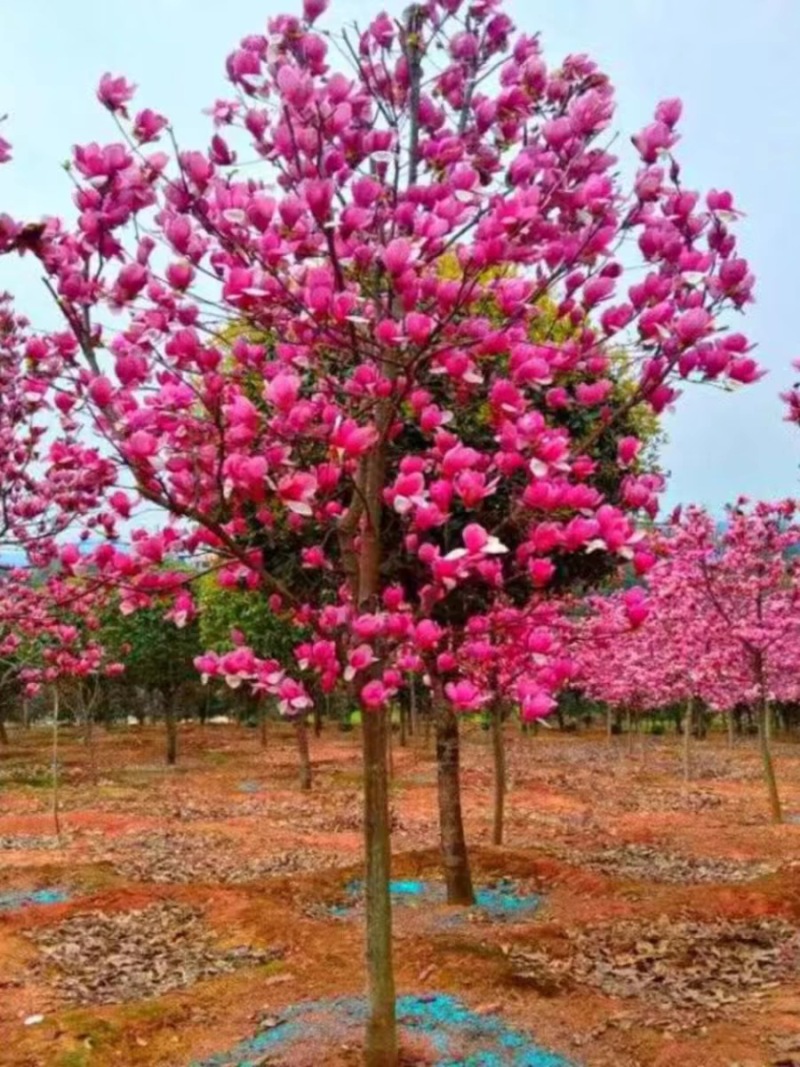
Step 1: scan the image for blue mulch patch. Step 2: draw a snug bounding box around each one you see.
[328,879,541,923]
[0,888,71,912]
[192,993,573,1066]
[237,782,263,794]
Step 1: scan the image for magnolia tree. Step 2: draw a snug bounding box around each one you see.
[575,565,729,776]
[658,502,799,822]
[579,503,800,816]
[198,575,314,779]
[0,294,117,560]
[0,568,122,829]
[0,0,764,1059]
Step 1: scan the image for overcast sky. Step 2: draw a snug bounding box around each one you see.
[1,0,798,512]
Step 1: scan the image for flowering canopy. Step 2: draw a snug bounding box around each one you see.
[576,501,800,716]
[0,0,764,718]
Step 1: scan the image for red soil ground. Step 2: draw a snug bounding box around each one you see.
[0,721,798,1067]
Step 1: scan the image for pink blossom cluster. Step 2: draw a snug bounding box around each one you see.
[0,0,766,720]
[574,500,800,713]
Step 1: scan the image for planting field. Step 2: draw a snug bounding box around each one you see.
[1,723,798,1067]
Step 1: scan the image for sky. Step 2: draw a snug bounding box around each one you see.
[0,0,798,513]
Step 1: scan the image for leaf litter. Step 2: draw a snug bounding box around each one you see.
[543,841,776,884]
[509,915,799,1031]
[27,901,281,1005]
[93,829,332,884]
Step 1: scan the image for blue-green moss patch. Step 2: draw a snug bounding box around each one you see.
[193,993,573,1066]
[0,888,70,911]
[328,879,541,923]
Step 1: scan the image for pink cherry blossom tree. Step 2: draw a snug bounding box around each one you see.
[0,0,764,1059]
[578,503,799,819]
[0,569,122,829]
[662,502,799,822]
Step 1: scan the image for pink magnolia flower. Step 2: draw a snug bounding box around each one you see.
[444,679,486,712]
[265,373,301,412]
[331,419,378,457]
[277,472,317,516]
[133,108,168,143]
[345,644,377,681]
[361,678,390,710]
[97,73,137,114]
[126,430,158,462]
[617,436,641,467]
[277,678,313,716]
[382,238,414,274]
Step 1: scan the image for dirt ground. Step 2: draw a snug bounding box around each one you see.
[0,720,798,1067]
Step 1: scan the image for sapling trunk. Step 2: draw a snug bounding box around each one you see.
[683,695,693,783]
[83,688,99,788]
[752,654,782,823]
[294,715,312,791]
[435,702,475,905]
[409,674,418,738]
[164,690,177,766]
[361,708,396,1066]
[726,709,735,749]
[399,703,407,748]
[259,701,268,748]
[387,710,394,779]
[51,687,61,838]
[491,702,506,846]
[0,711,8,746]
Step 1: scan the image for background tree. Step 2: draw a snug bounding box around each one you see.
[198,573,315,784]
[102,600,201,765]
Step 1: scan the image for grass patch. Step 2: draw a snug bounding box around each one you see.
[61,1012,120,1050]
[258,958,286,978]
[203,751,232,766]
[56,1052,91,1067]
[124,999,183,1025]
[71,863,122,893]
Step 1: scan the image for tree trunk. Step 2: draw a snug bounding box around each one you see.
[399,703,407,748]
[295,716,312,791]
[313,698,323,738]
[491,702,506,846]
[606,705,613,743]
[83,691,99,787]
[199,689,209,727]
[726,708,735,749]
[683,695,693,783]
[626,707,633,755]
[0,710,8,746]
[164,691,177,766]
[362,708,396,1065]
[22,698,30,731]
[409,675,417,738]
[51,688,62,838]
[435,703,475,905]
[755,660,782,823]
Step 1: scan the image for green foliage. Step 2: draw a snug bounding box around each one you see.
[197,573,301,666]
[101,602,200,694]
